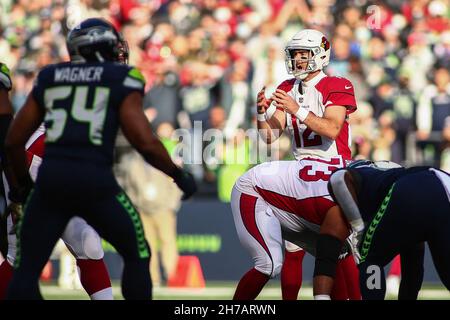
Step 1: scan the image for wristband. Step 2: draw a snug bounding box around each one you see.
[295,107,309,122]
[257,113,266,122]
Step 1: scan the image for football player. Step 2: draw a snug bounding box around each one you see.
[4,18,196,299]
[233,29,360,300]
[315,161,450,299]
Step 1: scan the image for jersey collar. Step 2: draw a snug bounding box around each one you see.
[301,71,326,88]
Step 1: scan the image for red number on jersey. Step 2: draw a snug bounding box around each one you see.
[302,128,322,147]
[299,165,339,182]
[291,115,322,148]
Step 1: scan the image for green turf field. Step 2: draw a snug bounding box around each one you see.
[41,281,450,300]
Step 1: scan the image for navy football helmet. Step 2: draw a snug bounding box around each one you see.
[67,18,129,64]
[347,159,403,170]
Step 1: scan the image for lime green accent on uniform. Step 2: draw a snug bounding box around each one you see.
[360,184,395,263]
[14,189,35,269]
[116,191,149,258]
[0,63,11,77]
[128,68,146,84]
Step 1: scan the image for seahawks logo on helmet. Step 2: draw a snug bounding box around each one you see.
[67,18,129,64]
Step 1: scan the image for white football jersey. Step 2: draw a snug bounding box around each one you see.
[266,72,357,161]
[234,156,345,225]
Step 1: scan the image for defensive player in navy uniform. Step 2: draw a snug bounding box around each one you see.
[312,160,450,300]
[4,18,197,300]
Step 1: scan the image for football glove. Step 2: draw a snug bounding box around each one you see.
[173,169,197,200]
[347,231,363,265]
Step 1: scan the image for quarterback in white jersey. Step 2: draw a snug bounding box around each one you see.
[232,29,360,300]
[258,32,357,161]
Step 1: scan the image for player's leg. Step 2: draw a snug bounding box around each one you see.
[425,194,450,290]
[358,260,386,300]
[281,241,305,300]
[7,190,72,299]
[61,217,113,300]
[0,176,18,299]
[426,169,450,290]
[0,213,6,260]
[356,181,418,299]
[231,187,284,300]
[81,190,151,300]
[339,253,361,299]
[0,259,12,300]
[330,259,349,300]
[0,214,15,299]
[398,243,424,300]
[386,255,401,296]
[429,238,450,290]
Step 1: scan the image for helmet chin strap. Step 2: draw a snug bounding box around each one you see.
[295,72,309,80]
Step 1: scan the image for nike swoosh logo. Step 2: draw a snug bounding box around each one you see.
[324,101,333,106]
[345,85,352,89]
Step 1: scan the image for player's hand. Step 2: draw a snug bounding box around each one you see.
[173,169,197,200]
[256,87,273,114]
[347,231,363,264]
[271,89,299,115]
[8,174,34,204]
[7,202,23,235]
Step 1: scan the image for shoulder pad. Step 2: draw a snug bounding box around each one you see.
[123,67,146,90]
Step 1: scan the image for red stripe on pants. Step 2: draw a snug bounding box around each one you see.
[239,193,272,262]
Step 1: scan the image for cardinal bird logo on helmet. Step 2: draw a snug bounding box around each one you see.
[321,36,330,51]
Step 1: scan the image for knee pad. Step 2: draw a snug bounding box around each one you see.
[63,218,104,260]
[255,256,283,278]
[272,261,283,278]
[81,227,104,260]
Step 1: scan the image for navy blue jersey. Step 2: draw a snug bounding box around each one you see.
[348,166,432,221]
[32,61,146,166]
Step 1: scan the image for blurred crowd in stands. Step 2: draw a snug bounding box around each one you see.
[1,0,450,200]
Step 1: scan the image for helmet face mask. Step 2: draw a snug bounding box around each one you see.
[285,47,320,80]
[284,29,331,80]
[117,36,129,64]
[67,18,129,64]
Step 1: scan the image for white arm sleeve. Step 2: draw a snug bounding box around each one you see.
[329,170,364,232]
